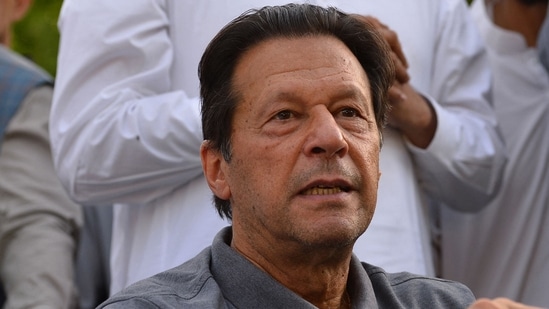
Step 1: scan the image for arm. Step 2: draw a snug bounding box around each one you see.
[0,85,82,224]
[51,0,204,205]
[406,0,506,212]
[355,3,505,212]
[0,85,82,309]
[353,15,436,148]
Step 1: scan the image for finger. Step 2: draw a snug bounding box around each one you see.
[469,298,547,309]
[392,51,410,83]
[351,14,409,72]
[352,14,409,74]
[468,298,501,309]
[380,27,408,68]
[358,15,408,67]
[361,15,386,29]
[388,83,407,106]
[491,297,539,309]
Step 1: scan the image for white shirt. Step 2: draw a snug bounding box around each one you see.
[439,1,549,306]
[52,0,505,294]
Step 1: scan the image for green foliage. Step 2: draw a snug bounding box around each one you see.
[12,0,64,77]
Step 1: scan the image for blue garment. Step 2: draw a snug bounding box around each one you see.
[98,227,475,308]
[0,45,52,143]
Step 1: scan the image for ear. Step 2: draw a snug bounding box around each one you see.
[12,0,32,22]
[200,141,231,200]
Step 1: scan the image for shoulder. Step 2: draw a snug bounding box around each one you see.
[99,248,227,308]
[0,46,52,81]
[364,263,475,308]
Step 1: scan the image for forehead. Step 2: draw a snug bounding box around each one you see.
[232,35,370,103]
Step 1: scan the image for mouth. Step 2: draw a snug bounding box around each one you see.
[300,182,352,196]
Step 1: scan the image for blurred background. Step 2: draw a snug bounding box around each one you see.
[12,0,63,76]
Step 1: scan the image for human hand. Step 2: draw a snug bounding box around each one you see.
[351,14,409,84]
[351,14,436,148]
[386,82,437,148]
[468,298,547,309]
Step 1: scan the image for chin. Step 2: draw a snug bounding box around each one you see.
[296,223,366,249]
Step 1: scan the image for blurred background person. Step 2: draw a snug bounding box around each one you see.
[0,0,82,308]
[51,0,505,296]
[74,204,112,309]
[438,0,549,306]
[539,5,549,72]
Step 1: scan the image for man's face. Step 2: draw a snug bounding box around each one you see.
[219,35,381,250]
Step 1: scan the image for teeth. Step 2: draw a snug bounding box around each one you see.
[303,186,343,195]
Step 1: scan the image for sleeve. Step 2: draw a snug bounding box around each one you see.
[0,86,82,225]
[406,0,507,212]
[51,0,204,205]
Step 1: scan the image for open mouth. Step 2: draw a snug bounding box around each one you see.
[301,185,350,195]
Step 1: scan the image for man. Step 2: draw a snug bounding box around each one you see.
[52,0,505,294]
[96,5,520,308]
[438,0,549,306]
[0,0,81,308]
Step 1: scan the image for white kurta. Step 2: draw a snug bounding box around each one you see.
[439,1,549,307]
[51,0,505,294]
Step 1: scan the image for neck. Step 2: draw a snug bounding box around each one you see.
[1,32,11,47]
[231,228,354,309]
[492,0,548,47]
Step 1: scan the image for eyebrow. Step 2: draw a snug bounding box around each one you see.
[272,85,371,108]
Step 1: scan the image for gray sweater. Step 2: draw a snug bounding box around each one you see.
[98,227,475,308]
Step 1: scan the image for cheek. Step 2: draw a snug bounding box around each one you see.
[229,136,294,200]
[228,140,276,189]
[235,132,296,169]
[353,143,381,182]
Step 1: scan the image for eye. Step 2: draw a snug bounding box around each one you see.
[273,110,293,120]
[340,107,359,118]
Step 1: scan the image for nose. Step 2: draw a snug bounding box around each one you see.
[303,107,349,159]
